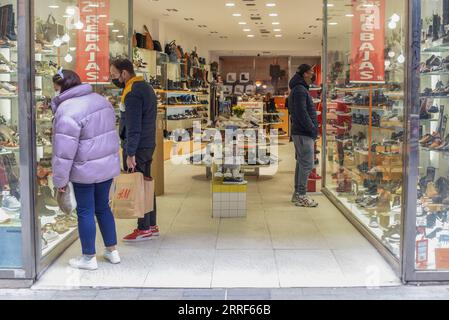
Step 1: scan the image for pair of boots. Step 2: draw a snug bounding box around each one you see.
[0,5,16,42]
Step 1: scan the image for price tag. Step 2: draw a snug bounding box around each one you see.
[156,66,162,76]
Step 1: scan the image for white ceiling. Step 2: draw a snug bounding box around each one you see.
[134,0,324,56]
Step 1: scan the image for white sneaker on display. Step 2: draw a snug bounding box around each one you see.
[69,256,98,271]
[104,250,121,264]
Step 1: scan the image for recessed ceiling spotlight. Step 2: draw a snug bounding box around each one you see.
[266,3,276,7]
[233,13,242,17]
[272,22,280,25]
[275,34,282,38]
[247,34,255,38]
[327,3,334,7]
[329,22,338,25]
[269,13,278,17]
[243,29,251,32]
[273,29,281,32]
[225,3,235,7]
[48,5,59,8]
[238,22,247,25]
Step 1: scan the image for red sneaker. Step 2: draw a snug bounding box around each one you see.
[123,229,153,242]
[150,226,160,237]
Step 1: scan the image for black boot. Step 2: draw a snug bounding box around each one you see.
[5,5,16,42]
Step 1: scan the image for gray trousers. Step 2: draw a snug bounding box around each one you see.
[293,135,315,195]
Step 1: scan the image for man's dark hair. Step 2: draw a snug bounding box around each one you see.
[111,58,135,75]
[52,70,82,93]
[297,64,313,77]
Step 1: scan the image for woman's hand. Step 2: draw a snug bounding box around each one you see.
[58,186,67,193]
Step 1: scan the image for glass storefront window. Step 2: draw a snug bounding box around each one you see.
[0,1,22,269]
[325,0,406,258]
[34,0,129,258]
[416,0,449,271]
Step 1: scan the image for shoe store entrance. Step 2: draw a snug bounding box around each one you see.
[29,0,404,289]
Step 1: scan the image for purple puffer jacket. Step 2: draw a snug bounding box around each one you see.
[51,84,121,188]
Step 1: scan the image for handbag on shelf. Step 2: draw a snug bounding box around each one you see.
[42,14,65,42]
[153,40,162,52]
[135,32,147,49]
[165,41,179,63]
[143,25,154,50]
[132,31,138,48]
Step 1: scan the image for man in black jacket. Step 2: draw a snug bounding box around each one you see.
[288,64,319,208]
[110,59,160,241]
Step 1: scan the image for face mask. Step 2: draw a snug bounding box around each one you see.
[112,77,125,89]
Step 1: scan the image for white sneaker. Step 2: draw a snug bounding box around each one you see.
[69,256,98,271]
[104,250,121,264]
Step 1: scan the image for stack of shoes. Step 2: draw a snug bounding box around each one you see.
[1,194,20,213]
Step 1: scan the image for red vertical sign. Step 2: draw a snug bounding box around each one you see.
[76,0,110,83]
[350,0,386,84]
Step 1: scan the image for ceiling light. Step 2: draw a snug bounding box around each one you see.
[345,14,354,17]
[391,14,400,22]
[66,7,76,15]
[272,22,280,25]
[397,54,405,64]
[327,3,334,7]
[225,3,235,7]
[106,22,114,26]
[266,3,276,7]
[275,34,282,38]
[274,29,281,32]
[247,34,255,38]
[329,22,338,25]
[388,21,397,29]
[112,29,120,33]
[243,29,251,32]
[269,13,278,17]
[238,22,247,25]
[48,5,59,9]
[233,13,242,17]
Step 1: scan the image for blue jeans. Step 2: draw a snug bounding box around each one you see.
[72,179,117,255]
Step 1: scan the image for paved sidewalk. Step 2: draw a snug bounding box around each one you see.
[0,286,448,300]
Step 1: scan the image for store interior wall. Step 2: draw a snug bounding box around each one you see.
[219,56,290,92]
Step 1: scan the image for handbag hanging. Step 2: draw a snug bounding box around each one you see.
[135,32,147,49]
[153,40,162,52]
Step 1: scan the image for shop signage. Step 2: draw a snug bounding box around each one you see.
[76,0,110,83]
[350,0,386,83]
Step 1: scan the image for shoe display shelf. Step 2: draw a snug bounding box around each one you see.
[417,33,449,268]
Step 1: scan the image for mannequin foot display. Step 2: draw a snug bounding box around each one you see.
[69,255,98,271]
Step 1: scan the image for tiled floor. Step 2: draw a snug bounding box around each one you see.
[33,142,400,289]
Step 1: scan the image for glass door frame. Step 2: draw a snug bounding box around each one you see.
[321,0,409,280]
[401,0,449,282]
[31,0,134,279]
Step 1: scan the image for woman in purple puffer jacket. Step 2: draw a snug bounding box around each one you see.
[51,69,121,271]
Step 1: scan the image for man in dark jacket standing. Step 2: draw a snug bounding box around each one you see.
[288,64,319,208]
[110,59,160,241]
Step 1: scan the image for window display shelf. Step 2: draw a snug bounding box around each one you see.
[162,104,208,108]
[420,95,449,99]
[420,71,449,76]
